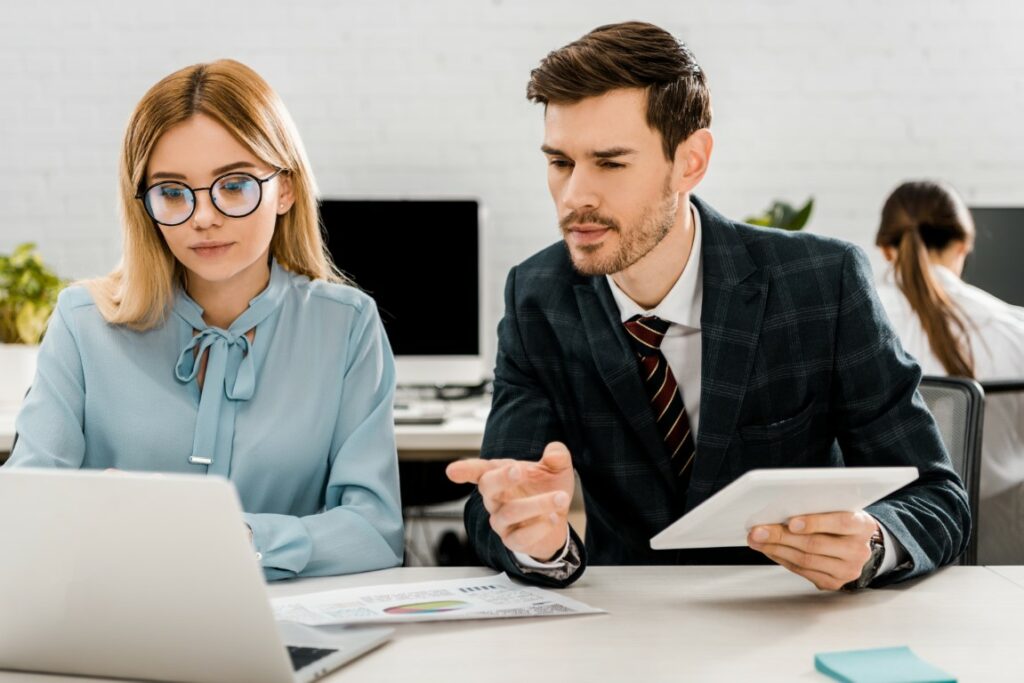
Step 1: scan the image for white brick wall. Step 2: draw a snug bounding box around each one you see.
[2,0,1023,369]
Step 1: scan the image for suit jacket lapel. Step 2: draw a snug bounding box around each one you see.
[688,195,769,510]
[574,279,680,493]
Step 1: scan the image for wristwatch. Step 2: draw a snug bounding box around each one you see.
[845,528,885,590]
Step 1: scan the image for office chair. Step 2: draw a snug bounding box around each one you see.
[400,461,479,566]
[979,380,1024,396]
[917,375,985,566]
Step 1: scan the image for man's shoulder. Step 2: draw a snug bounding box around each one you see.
[728,221,856,273]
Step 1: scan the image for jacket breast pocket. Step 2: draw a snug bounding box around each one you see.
[736,400,820,468]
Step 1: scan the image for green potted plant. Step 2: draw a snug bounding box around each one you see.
[745,197,814,231]
[0,243,66,407]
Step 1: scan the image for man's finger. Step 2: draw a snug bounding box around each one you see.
[489,491,570,534]
[771,556,848,592]
[750,528,854,562]
[786,511,869,536]
[477,465,518,512]
[748,524,787,547]
[538,442,573,473]
[755,542,856,582]
[501,514,567,555]
[446,458,513,485]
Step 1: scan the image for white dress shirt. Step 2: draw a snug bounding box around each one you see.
[876,264,1024,499]
[516,204,902,577]
[606,203,704,436]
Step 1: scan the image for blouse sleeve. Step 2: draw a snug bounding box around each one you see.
[6,290,87,469]
[241,299,404,579]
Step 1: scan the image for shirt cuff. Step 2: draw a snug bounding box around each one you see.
[512,534,572,569]
[874,518,910,577]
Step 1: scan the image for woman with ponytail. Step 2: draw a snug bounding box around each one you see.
[876,180,1024,564]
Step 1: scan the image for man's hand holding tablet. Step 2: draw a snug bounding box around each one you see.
[650,467,919,591]
[747,511,881,591]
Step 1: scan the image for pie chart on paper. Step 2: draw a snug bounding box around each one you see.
[383,600,469,615]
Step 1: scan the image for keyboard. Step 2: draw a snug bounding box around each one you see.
[393,402,446,425]
[287,645,338,671]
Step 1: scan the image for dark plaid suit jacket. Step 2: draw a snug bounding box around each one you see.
[465,195,970,588]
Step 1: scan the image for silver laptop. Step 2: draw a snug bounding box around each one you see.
[0,468,392,683]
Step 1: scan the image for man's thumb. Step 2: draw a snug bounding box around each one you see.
[539,441,573,473]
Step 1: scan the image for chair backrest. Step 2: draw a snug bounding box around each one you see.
[917,375,984,566]
[979,380,1024,395]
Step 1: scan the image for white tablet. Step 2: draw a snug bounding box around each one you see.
[649,467,919,550]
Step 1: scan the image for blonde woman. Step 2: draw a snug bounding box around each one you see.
[7,60,404,579]
[875,180,1024,564]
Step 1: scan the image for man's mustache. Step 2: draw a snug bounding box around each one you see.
[559,211,620,232]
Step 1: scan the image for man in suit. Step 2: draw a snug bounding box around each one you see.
[447,21,969,589]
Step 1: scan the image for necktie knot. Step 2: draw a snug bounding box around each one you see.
[623,315,670,355]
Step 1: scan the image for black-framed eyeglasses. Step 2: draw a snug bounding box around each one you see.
[135,169,284,227]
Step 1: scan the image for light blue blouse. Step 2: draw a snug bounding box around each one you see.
[8,260,403,580]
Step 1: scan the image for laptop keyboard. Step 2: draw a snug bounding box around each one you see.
[287,645,338,671]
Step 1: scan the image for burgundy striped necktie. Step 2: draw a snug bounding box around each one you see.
[623,315,697,484]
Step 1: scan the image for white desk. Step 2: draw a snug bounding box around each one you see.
[2,566,1022,682]
[0,405,486,458]
[988,564,1024,590]
[394,397,486,456]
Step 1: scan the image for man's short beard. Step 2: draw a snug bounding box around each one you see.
[562,179,678,276]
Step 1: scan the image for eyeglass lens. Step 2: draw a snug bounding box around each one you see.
[143,173,264,226]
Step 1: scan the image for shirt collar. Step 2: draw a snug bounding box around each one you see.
[173,258,289,334]
[606,201,703,330]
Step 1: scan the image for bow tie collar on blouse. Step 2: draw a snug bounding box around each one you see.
[171,260,289,472]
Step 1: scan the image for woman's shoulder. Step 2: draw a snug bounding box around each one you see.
[282,270,377,317]
[873,269,913,315]
[50,285,104,332]
[55,284,98,312]
[949,278,1024,328]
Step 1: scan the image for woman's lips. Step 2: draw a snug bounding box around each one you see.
[189,242,235,258]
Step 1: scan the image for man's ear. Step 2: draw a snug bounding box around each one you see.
[276,172,296,215]
[671,128,713,195]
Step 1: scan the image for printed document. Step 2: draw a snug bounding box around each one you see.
[272,573,604,625]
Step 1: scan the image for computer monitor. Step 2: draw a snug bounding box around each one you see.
[963,207,1024,307]
[319,199,484,387]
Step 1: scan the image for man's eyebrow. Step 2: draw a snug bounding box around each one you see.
[540,145,638,159]
[591,147,637,159]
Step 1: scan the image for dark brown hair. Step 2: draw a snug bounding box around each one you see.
[527,21,712,160]
[875,180,976,377]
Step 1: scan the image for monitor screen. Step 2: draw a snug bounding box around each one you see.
[964,207,1024,307]
[319,199,482,384]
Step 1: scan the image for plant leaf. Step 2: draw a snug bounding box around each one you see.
[787,198,814,231]
[15,301,49,344]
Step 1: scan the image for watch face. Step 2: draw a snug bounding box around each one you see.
[846,533,885,590]
[862,535,886,586]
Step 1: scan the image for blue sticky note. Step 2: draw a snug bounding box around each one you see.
[814,646,956,683]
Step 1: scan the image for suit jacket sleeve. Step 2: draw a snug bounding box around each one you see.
[463,266,588,587]
[831,245,971,583]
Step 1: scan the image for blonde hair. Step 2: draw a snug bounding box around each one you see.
[87,59,345,330]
